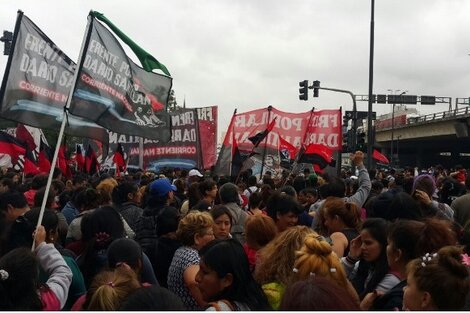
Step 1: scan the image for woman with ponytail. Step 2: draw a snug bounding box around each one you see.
[322,197,361,257]
[403,245,470,310]
[291,233,359,303]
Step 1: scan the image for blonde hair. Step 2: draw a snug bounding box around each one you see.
[176,211,214,246]
[96,178,118,195]
[255,226,314,286]
[292,234,349,288]
[84,266,141,310]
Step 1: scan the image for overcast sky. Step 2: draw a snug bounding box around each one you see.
[1,0,470,141]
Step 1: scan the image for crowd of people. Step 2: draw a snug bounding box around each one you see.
[0,151,470,310]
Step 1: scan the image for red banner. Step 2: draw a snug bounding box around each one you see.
[215,107,341,176]
[197,106,218,169]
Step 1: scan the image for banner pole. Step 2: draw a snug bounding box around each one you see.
[258,105,272,180]
[32,14,93,251]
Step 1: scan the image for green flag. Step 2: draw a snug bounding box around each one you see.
[90,11,171,76]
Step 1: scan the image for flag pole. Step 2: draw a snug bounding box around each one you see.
[32,14,93,251]
[258,105,272,180]
[290,107,315,176]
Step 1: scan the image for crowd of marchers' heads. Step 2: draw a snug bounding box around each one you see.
[0,158,469,310]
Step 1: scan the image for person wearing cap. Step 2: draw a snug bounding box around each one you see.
[135,178,178,258]
[188,169,203,185]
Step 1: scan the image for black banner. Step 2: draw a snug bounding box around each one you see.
[0,14,109,144]
[69,16,172,142]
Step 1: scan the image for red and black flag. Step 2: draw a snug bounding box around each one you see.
[85,144,100,175]
[372,149,390,164]
[113,143,126,175]
[278,135,299,169]
[0,131,26,164]
[231,132,257,177]
[23,149,40,175]
[75,145,85,172]
[37,140,52,173]
[248,118,277,148]
[15,124,36,153]
[297,143,336,169]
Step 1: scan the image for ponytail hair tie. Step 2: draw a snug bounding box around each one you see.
[0,269,9,281]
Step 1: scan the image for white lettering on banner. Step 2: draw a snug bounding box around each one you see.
[88,39,120,67]
[19,54,57,83]
[83,55,114,82]
[23,33,73,69]
[171,111,194,126]
[171,129,196,142]
[197,107,214,121]
[306,133,339,148]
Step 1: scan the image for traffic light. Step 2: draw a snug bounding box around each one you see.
[343,115,350,126]
[356,132,366,152]
[299,80,308,101]
[0,31,13,55]
[312,80,320,97]
[342,129,350,152]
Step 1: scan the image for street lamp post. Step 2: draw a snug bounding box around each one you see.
[396,135,402,167]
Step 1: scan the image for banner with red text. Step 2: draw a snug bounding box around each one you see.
[214,107,341,177]
[0,13,109,144]
[105,107,218,171]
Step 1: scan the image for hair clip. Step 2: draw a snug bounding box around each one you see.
[462,253,470,266]
[330,268,337,273]
[420,252,438,267]
[107,281,115,288]
[292,268,299,273]
[309,272,315,276]
[0,269,9,281]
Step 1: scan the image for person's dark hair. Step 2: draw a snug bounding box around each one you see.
[247,175,257,187]
[388,218,457,264]
[266,192,303,222]
[248,192,262,209]
[72,173,88,186]
[185,182,202,209]
[30,174,48,190]
[0,248,42,310]
[119,285,185,310]
[323,177,346,198]
[387,191,422,221]
[219,183,239,204]
[7,207,61,253]
[75,188,100,211]
[33,187,56,209]
[112,181,139,205]
[198,179,217,197]
[156,206,180,237]
[51,179,65,195]
[79,205,125,286]
[107,238,143,271]
[292,176,306,193]
[0,192,28,214]
[210,205,233,225]
[279,185,297,197]
[439,177,466,206]
[199,239,270,310]
[280,276,360,310]
[352,218,389,299]
[0,177,16,193]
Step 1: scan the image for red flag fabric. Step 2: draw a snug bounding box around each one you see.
[278,136,298,161]
[247,118,277,148]
[57,145,67,176]
[372,149,390,164]
[16,124,36,152]
[37,140,52,173]
[298,144,335,169]
[23,150,40,175]
[113,143,126,175]
[0,131,26,164]
[85,145,99,175]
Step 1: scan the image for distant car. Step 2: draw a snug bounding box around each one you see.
[101,165,143,176]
